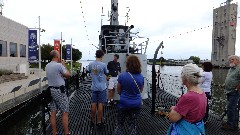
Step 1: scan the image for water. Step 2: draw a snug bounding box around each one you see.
[1,60,229,134]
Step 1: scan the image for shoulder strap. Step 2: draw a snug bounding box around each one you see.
[128,72,141,93]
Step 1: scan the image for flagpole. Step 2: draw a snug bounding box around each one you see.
[38,16,42,91]
[71,38,72,70]
[60,32,62,60]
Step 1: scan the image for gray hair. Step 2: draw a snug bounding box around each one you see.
[228,55,240,62]
[181,63,202,86]
[50,50,59,59]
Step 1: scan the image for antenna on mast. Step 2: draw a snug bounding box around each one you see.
[125,7,130,26]
[0,0,4,15]
[226,0,233,4]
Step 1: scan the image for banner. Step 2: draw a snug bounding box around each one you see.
[66,44,71,60]
[28,30,38,61]
[54,40,61,54]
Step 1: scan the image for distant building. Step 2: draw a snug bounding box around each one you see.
[211,0,238,67]
[0,15,29,75]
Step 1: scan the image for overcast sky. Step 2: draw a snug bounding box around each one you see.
[2,0,240,60]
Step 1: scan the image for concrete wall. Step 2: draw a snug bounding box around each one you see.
[0,15,29,75]
[212,3,238,67]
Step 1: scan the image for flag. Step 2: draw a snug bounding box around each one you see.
[28,30,38,61]
[66,44,71,60]
[54,40,60,54]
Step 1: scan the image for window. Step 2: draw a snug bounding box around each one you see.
[20,44,26,57]
[0,40,7,57]
[10,42,17,57]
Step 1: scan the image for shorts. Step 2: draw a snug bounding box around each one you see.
[50,87,69,112]
[92,90,107,103]
[108,77,118,90]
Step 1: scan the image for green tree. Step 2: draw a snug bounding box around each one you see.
[40,44,82,68]
[41,43,53,62]
[159,57,166,62]
[189,56,200,64]
[72,48,82,61]
[62,45,82,61]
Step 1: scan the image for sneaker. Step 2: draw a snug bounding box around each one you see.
[97,123,105,130]
[107,101,112,106]
[113,101,117,105]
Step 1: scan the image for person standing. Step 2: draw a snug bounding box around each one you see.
[107,54,121,105]
[45,50,71,135]
[114,55,144,135]
[199,62,213,124]
[221,55,240,130]
[167,63,207,135]
[88,50,108,130]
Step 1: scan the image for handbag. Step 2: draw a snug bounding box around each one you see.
[127,72,142,93]
[128,72,143,105]
[42,87,52,105]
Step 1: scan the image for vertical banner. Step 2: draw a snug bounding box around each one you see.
[66,44,71,60]
[28,30,38,61]
[54,40,60,54]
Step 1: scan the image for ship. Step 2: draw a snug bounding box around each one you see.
[98,0,150,100]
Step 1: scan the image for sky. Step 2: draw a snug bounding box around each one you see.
[1,0,240,60]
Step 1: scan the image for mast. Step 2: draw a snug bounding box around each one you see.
[226,0,233,4]
[110,0,119,25]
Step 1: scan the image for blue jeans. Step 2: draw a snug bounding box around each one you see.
[226,90,240,127]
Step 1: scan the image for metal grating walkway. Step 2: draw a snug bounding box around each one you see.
[46,81,240,135]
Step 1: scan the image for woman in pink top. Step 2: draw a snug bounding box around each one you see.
[167,63,207,135]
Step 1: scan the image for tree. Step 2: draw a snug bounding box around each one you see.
[159,56,166,62]
[189,56,200,64]
[72,48,82,61]
[41,43,53,62]
[62,45,82,61]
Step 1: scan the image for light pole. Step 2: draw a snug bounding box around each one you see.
[71,38,72,70]
[37,16,46,91]
[60,32,65,60]
[38,16,41,91]
[28,16,45,91]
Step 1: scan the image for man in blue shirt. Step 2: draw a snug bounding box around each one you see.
[88,50,108,130]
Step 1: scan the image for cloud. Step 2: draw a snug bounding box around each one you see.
[2,0,239,60]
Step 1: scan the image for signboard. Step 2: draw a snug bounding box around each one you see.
[54,40,61,54]
[28,30,38,61]
[66,44,71,60]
